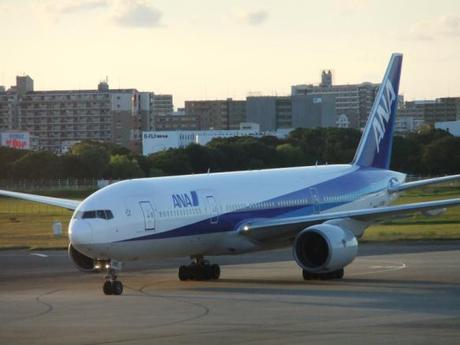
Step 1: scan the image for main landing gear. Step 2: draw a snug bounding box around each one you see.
[100,260,124,295]
[302,268,344,281]
[178,256,221,281]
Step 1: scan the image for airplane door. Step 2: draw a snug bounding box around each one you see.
[309,187,321,214]
[139,201,156,231]
[206,195,219,224]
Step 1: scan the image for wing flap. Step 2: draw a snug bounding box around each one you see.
[0,189,81,210]
[239,198,460,243]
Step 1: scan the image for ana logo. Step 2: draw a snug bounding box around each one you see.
[372,79,396,153]
[172,191,199,208]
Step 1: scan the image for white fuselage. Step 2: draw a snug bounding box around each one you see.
[69,164,405,261]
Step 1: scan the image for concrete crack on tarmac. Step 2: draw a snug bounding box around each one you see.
[82,283,211,345]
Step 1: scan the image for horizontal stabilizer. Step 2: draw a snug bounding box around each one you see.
[388,174,460,193]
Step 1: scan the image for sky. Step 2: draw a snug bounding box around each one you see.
[1,0,459,108]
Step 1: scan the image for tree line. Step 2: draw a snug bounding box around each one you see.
[0,126,459,181]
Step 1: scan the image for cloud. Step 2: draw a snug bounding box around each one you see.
[44,0,109,16]
[112,0,163,28]
[407,15,460,41]
[335,0,369,15]
[37,0,164,28]
[38,0,109,24]
[237,9,269,26]
[59,0,109,14]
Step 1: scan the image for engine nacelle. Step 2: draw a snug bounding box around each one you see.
[293,224,358,273]
[68,244,95,272]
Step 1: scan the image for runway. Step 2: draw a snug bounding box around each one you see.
[1,241,460,345]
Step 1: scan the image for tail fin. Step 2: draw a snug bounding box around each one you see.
[352,53,403,170]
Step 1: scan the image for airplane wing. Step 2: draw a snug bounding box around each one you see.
[388,174,460,193]
[238,198,460,243]
[0,189,81,210]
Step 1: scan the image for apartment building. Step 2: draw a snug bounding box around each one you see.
[0,76,161,153]
[291,70,380,128]
[246,95,336,131]
[183,98,247,130]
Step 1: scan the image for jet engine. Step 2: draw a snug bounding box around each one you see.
[68,244,95,272]
[293,223,358,273]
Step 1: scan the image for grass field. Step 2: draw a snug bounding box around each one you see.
[1,186,460,249]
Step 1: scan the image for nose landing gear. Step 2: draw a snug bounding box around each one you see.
[178,256,220,281]
[100,260,123,295]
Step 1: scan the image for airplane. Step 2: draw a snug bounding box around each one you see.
[2,53,460,296]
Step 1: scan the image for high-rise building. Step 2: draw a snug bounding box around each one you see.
[398,98,460,126]
[292,71,380,128]
[0,76,159,153]
[153,95,173,117]
[246,96,278,131]
[153,114,199,131]
[246,95,336,131]
[320,70,332,88]
[0,92,17,131]
[183,98,247,130]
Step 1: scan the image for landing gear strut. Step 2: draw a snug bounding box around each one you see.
[101,260,123,295]
[302,268,344,281]
[178,256,220,281]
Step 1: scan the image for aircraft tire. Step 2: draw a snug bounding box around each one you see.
[112,281,123,295]
[302,270,344,281]
[334,268,344,279]
[210,264,220,280]
[179,265,190,281]
[103,281,113,295]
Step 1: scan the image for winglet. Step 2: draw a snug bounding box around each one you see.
[352,53,403,170]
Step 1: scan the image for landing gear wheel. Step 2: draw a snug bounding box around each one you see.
[103,281,113,295]
[302,270,318,280]
[302,269,345,281]
[112,281,123,295]
[210,264,220,280]
[178,257,221,281]
[102,260,124,295]
[179,265,190,281]
[333,268,344,280]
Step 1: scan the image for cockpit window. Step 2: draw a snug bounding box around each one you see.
[105,210,114,219]
[82,211,96,219]
[81,210,114,220]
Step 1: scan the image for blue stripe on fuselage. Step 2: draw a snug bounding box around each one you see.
[118,167,398,242]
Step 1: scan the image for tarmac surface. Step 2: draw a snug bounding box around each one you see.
[1,241,460,345]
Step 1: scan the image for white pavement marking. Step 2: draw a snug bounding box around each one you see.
[349,259,407,276]
[29,253,49,258]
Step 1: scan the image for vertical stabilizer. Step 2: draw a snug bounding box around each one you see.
[352,53,403,169]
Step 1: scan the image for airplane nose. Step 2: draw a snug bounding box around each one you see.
[69,220,93,245]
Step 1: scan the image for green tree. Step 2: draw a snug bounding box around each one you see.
[148,149,193,176]
[276,143,304,167]
[10,151,61,179]
[60,154,87,178]
[70,142,110,178]
[0,147,29,178]
[105,155,145,179]
[422,136,460,175]
[184,144,214,173]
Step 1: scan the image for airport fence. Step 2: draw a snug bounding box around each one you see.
[0,178,102,192]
